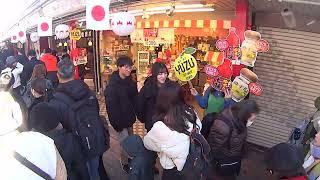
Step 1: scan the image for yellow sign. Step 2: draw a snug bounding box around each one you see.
[70,29,81,41]
[174,53,198,81]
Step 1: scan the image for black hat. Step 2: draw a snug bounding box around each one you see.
[265,143,304,173]
[29,102,59,132]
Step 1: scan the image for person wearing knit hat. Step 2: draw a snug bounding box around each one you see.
[265,143,307,180]
[29,102,90,180]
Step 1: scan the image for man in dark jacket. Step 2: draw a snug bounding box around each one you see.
[16,48,28,66]
[21,50,44,86]
[30,102,89,180]
[104,56,138,172]
[121,135,154,180]
[49,59,110,180]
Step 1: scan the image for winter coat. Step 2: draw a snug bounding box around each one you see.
[41,54,58,87]
[104,71,138,132]
[143,116,202,171]
[121,135,154,180]
[136,77,159,131]
[40,54,58,72]
[20,57,44,86]
[28,96,50,130]
[23,78,53,108]
[46,128,89,180]
[195,88,236,115]
[2,62,24,89]
[207,108,247,159]
[16,54,28,66]
[49,80,98,132]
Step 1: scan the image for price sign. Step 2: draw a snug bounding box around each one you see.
[257,39,269,53]
[216,39,229,51]
[174,53,198,81]
[144,40,159,47]
[70,29,81,41]
[249,82,263,96]
[204,65,219,77]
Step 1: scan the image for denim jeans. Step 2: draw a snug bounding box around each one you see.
[87,157,100,180]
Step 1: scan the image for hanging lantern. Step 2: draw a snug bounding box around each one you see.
[55,24,69,39]
[64,42,68,47]
[111,12,135,36]
[30,32,39,43]
[88,40,93,46]
[58,42,63,47]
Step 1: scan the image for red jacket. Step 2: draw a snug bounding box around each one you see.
[41,54,58,72]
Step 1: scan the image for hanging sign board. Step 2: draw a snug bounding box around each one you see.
[70,29,81,41]
[174,53,198,82]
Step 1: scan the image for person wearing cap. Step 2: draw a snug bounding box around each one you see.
[30,102,89,180]
[104,56,138,173]
[0,72,67,180]
[2,56,25,107]
[265,143,307,180]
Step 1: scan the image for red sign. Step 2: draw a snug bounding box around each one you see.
[143,28,158,38]
[204,65,219,77]
[257,39,269,53]
[249,82,263,96]
[216,39,229,51]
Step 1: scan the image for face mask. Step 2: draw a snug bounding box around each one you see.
[246,120,254,127]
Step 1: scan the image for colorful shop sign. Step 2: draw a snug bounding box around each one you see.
[240,30,269,67]
[174,51,198,82]
[70,29,81,41]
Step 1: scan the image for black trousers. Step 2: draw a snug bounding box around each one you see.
[162,168,183,180]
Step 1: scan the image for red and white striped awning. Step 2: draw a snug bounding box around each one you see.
[136,20,231,29]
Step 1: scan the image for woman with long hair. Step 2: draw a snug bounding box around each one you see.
[207,100,260,180]
[136,62,169,131]
[23,64,53,108]
[143,81,201,180]
[27,78,52,130]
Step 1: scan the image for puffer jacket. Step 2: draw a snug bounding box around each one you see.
[104,71,138,132]
[207,108,247,159]
[143,117,202,171]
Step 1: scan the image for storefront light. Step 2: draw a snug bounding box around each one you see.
[88,40,93,46]
[64,42,68,47]
[58,42,63,47]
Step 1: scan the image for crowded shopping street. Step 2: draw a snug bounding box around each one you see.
[1,0,320,180]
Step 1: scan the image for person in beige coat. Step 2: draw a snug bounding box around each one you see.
[0,71,67,180]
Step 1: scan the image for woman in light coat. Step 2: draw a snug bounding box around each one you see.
[143,81,201,180]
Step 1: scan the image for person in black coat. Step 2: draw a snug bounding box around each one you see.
[16,48,28,66]
[29,102,89,180]
[104,56,138,172]
[121,135,154,180]
[27,78,53,130]
[136,62,169,131]
[49,59,110,180]
[21,50,44,86]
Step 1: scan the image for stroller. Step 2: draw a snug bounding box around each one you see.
[288,112,318,157]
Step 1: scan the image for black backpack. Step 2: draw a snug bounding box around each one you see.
[180,124,211,180]
[54,92,109,158]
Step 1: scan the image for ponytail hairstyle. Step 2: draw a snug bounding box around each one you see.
[31,78,48,101]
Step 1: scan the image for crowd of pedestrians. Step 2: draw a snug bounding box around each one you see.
[0,47,313,180]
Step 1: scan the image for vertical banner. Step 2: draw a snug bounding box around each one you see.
[86,0,111,30]
[38,17,53,37]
